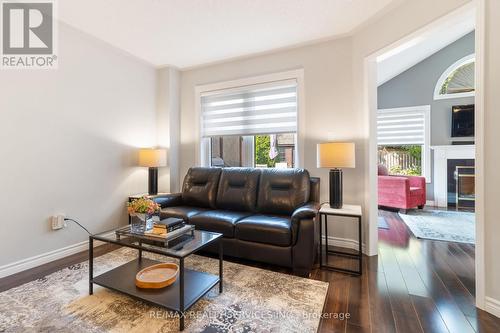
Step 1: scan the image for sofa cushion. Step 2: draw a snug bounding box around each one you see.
[216,168,260,212]
[256,169,310,215]
[378,164,389,176]
[235,214,292,247]
[190,210,251,237]
[160,206,208,221]
[182,167,222,208]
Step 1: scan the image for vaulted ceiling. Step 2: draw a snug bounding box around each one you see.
[376,6,475,85]
[58,0,399,68]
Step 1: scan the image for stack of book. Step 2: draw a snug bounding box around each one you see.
[151,217,185,235]
[142,217,195,241]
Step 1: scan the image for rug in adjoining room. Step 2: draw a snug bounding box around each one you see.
[398,209,475,244]
[377,216,390,229]
[0,248,328,333]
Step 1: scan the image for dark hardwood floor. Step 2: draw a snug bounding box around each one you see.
[0,244,119,293]
[1,210,499,332]
[311,209,500,333]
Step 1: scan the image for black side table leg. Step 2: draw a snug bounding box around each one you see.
[324,214,329,264]
[219,240,223,293]
[89,236,93,295]
[179,258,185,331]
[319,214,323,268]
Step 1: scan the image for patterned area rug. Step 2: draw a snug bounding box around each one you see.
[377,216,390,229]
[398,210,475,244]
[0,248,328,333]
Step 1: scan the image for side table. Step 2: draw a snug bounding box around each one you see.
[319,203,363,275]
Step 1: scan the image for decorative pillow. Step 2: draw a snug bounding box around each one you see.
[378,164,389,176]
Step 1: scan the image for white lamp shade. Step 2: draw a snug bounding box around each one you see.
[317,142,355,168]
[139,148,167,167]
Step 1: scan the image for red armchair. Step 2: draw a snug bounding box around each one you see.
[378,165,426,213]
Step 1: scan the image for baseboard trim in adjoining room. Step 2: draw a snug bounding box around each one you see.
[321,235,366,254]
[0,232,116,280]
[485,297,500,318]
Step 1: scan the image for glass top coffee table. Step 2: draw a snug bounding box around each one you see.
[89,226,223,331]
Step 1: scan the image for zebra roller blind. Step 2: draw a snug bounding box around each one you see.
[201,79,297,137]
[377,108,426,145]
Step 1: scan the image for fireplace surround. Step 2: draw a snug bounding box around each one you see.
[431,145,475,207]
[447,159,475,208]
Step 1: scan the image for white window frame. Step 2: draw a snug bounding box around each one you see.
[377,105,431,183]
[434,54,475,100]
[195,69,305,168]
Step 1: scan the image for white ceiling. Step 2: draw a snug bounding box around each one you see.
[58,0,397,68]
[376,6,475,85]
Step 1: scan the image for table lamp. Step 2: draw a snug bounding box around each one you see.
[317,142,355,209]
[139,148,167,195]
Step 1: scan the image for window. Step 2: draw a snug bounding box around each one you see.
[377,106,431,182]
[199,77,299,168]
[434,54,475,100]
[254,134,295,168]
[208,133,296,168]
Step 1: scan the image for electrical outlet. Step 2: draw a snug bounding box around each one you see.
[50,214,66,230]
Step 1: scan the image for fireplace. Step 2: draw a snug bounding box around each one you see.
[447,159,475,209]
[431,145,475,207]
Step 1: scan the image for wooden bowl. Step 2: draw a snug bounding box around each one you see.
[135,263,179,289]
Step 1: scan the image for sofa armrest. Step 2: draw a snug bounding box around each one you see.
[378,175,412,209]
[153,193,183,208]
[290,202,319,276]
[407,175,426,188]
[291,202,318,244]
[378,176,410,193]
[291,202,319,223]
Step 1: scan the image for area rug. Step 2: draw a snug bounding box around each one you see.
[378,216,390,229]
[0,248,328,333]
[398,210,475,244]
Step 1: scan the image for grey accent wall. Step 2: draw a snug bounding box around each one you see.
[377,31,475,200]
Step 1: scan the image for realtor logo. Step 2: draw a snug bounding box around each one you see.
[1,0,57,69]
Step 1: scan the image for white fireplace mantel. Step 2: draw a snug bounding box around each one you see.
[431,145,475,207]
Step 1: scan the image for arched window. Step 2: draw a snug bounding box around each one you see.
[434,54,475,100]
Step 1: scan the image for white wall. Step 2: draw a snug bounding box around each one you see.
[180,38,364,246]
[484,0,500,310]
[0,22,157,267]
[157,67,181,193]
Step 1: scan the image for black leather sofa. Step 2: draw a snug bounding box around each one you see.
[155,167,320,276]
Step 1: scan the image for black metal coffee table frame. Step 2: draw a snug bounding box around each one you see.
[89,229,223,331]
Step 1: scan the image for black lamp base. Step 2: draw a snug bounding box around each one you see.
[329,168,343,209]
[148,167,158,195]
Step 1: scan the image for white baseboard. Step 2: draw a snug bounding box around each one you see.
[0,232,114,279]
[321,235,366,254]
[485,297,500,318]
